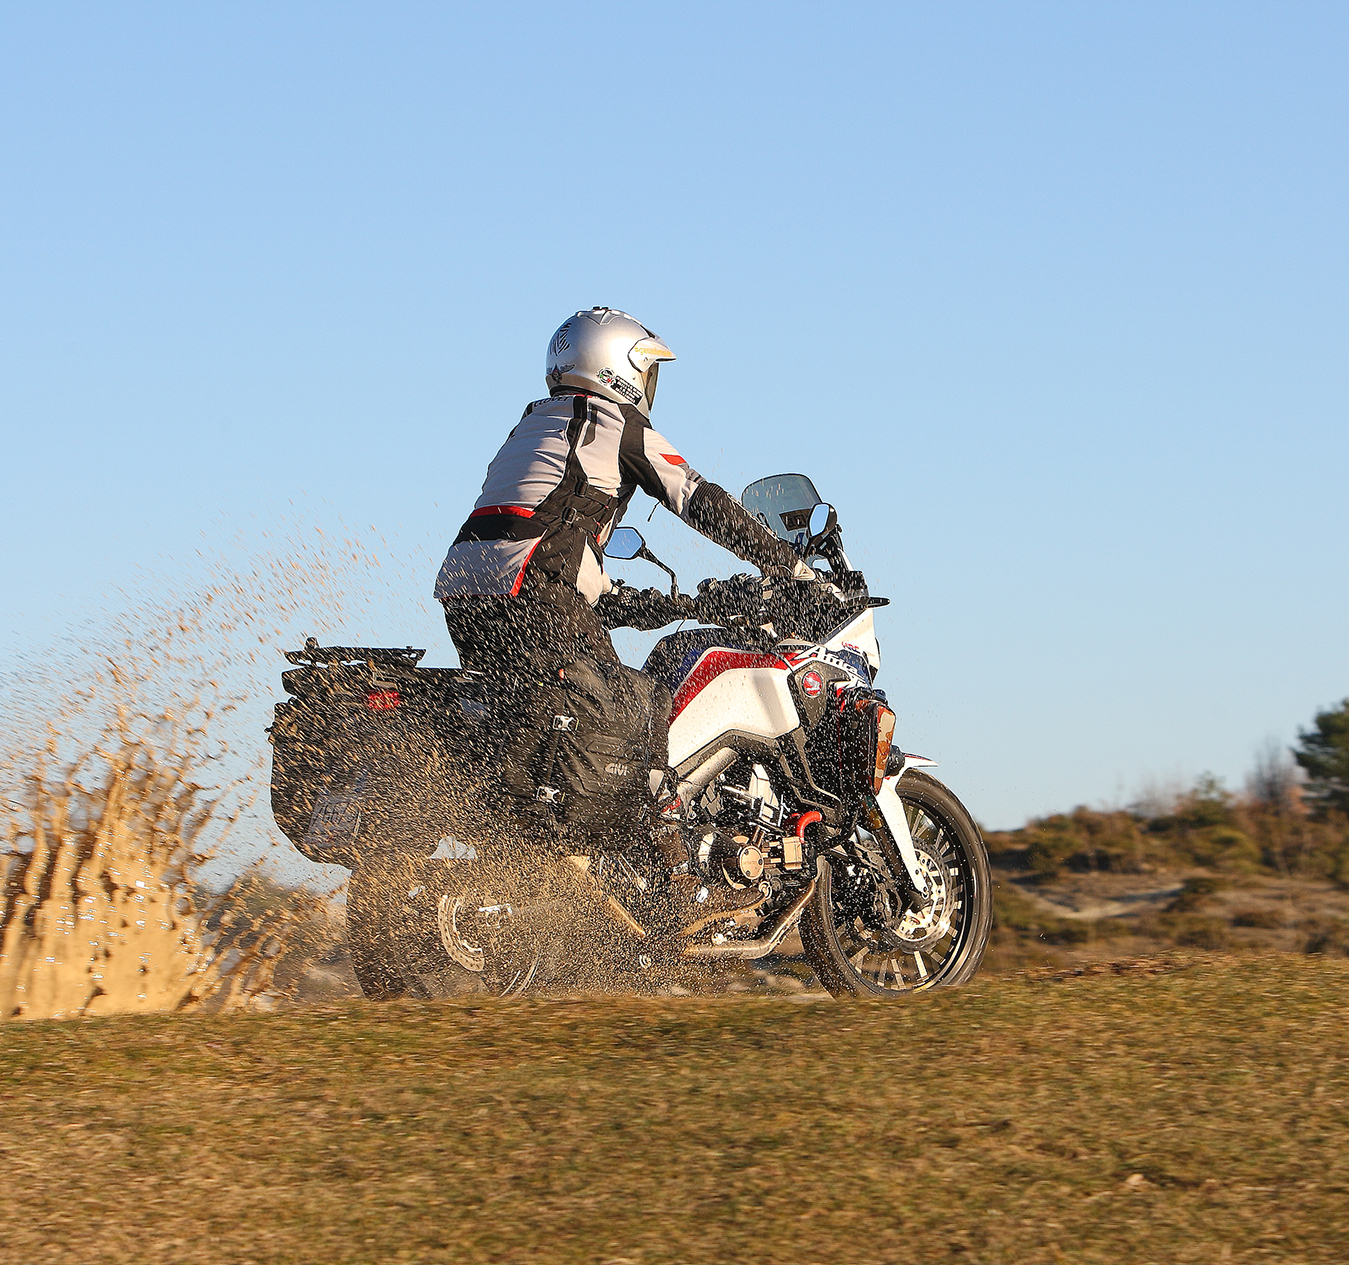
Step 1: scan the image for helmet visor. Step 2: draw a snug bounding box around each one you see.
[629,336,673,413]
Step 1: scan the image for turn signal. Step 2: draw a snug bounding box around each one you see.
[873,705,896,792]
[365,690,400,711]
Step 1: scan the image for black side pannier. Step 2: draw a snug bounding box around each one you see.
[501,658,668,838]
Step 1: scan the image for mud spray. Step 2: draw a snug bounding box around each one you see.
[0,737,309,1018]
[0,520,426,1020]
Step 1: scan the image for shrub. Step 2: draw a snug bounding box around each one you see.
[1021,808,1147,880]
[1170,916,1231,951]
[1165,876,1230,914]
[1247,739,1303,815]
[1301,917,1349,957]
[1186,827,1261,872]
[988,774,1349,884]
[992,883,1091,945]
[1231,908,1284,929]
[1239,802,1349,880]
[1173,774,1236,831]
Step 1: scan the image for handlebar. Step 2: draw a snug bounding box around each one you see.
[597,571,870,637]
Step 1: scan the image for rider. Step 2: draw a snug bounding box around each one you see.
[434,308,812,912]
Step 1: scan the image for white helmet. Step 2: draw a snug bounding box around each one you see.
[545,307,676,419]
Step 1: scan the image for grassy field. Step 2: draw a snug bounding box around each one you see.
[2,955,1347,1265]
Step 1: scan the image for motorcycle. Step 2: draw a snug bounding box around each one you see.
[268,473,992,999]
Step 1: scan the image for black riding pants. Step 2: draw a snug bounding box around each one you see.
[441,584,670,824]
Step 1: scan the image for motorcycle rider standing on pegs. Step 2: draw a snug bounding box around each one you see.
[434,307,813,922]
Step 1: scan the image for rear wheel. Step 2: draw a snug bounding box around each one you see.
[346,853,416,1000]
[801,772,991,997]
[400,871,544,999]
[346,847,543,999]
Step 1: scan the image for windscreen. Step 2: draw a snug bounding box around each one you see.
[740,473,823,550]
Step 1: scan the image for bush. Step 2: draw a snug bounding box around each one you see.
[1170,916,1231,950]
[989,777,1349,885]
[1302,917,1349,957]
[1247,740,1302,815]
[1239,803,1349,881]
[992,883,1095,945]
[1187,827,1261,872]
[1165,876,1229,913]
[1019,808,1148,880]
[1155,774,1236,832]
[1232,908,1284,929]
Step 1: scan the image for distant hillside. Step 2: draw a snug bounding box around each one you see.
[982,775,1349,973]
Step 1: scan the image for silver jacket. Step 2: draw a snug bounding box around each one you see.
[435,391,801,605]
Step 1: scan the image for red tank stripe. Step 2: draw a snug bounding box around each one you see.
[471,504,535,518]
[669,649,789,722]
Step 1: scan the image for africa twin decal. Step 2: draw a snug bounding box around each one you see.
[782,645,870,683]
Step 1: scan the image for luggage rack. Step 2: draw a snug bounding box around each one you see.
[283,637,427,668]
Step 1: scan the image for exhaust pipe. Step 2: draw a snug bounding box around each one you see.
[676,747,737,804]
[682,876,817,960]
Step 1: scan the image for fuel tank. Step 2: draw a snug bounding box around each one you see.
[645,629,798,767]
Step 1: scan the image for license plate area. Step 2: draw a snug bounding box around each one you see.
[302,768,369,852]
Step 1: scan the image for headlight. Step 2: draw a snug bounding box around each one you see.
[872,705,895,793]
[841,692,896,795]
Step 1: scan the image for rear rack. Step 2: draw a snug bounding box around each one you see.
[283,637,427,667]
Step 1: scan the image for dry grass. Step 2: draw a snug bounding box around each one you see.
[0,953,1345,1264]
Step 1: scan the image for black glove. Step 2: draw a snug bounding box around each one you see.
[694,574,764,624]
[595,585,678,632]
[773,575,852,639]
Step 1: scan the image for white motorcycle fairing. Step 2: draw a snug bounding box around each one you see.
[824,607,880,680]
[651,605,934,897]
[665,649,797,767]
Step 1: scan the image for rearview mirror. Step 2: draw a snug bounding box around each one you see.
[603,525,680,598]
[808,502,837,540]
[605,527,645,560]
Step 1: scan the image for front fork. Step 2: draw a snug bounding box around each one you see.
[868,754,940,898]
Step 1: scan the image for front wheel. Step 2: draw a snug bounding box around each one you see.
[801,771,992,997]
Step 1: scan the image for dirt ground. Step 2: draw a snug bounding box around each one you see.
[2,954,1346,1264]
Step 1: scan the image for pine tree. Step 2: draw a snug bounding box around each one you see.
[1293,699,1349,816]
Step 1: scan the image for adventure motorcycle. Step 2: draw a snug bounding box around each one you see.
[269,473,992,999]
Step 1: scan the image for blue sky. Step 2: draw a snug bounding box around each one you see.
[2,1,1346,829]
